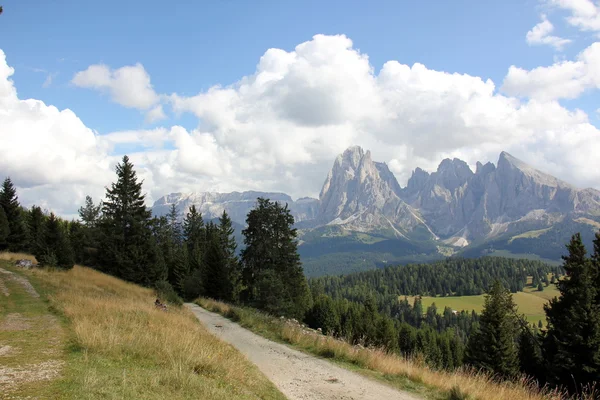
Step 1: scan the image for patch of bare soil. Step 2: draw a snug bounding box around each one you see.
[0,345,18,356]
[0,360,64,395]
[0,276,8,296]
[0,314,31,332]
[0,268,39,298]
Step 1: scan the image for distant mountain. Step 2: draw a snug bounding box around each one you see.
[152,146,600,276]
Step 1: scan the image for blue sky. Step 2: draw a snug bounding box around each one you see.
[0,0,599,215]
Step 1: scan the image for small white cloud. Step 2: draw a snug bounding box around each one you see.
[72,63,159,110]
[502,42,600,100]
[550,0,600,33]
[145,104,167,123]
[526,14,571,50]
[42,72,57,88]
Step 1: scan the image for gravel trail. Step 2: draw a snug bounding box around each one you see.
[187,303,421,400]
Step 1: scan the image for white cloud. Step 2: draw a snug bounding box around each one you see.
[526,14,571,49]
[0,50,113,215]
[4,34,600,218]
[550,0,600,33]
[72,63,163,122]
[502,41,600,100]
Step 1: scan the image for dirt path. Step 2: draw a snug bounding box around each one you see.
[187,304,421,400]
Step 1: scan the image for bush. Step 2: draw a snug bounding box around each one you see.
[154,280,183,306]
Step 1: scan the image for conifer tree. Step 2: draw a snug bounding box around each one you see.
[203,224,229,300]
[0,206,9,249]
[171,244,189,295]
[241,198,310,319]
[543,233,600,393]
[219,210,241,301]
[78,195,102,227]
[39,213,74,269]
[465,280,519,379]
[0,177,28,251]
[98,156,166,285]
[28,206,46,260]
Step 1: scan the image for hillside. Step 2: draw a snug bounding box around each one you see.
[153,146,600,276]
[0,253,284,400]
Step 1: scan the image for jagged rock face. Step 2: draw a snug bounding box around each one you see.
[401,151,600,241]
[152,146,600,248]
[317,146,429,236]
[153,191,319,226]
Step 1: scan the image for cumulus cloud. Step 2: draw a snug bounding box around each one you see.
[526,14,571,49]
[502,42,600,100]
[72,62,165,121]
[3,34,600,218]
[550,0,600,33]
[0,50,113,215]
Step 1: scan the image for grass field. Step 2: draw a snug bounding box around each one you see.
[404,281,560,325]
[0,252,284,400]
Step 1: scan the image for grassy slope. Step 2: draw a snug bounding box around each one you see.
[198,298,563,400]
[404,282,560,325]
[0,253,284,400]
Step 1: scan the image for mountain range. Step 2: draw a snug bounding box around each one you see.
[152,146,600,276]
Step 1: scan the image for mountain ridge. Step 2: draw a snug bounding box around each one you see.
[152,146,600,275]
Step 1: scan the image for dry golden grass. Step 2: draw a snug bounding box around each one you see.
[199,298,584,400]
[20,264,285,400]
[0,251,38,262]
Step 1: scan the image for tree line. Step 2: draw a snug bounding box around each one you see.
[1,156,310,318]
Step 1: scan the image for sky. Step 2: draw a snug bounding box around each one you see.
[0,0,599,217]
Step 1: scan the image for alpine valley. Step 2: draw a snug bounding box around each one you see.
[152,146,600,276]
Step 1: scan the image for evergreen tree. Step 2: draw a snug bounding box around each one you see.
[202,223,229,300]
[0,177,28,251]
[167,204,183,245]
[39,213,74,269]
[171,244,189,295]
[307,294,340,335]
[543,233,600,393]
[98,156,166,285]
[241,198,310,319]
[518,326,543,381]
[465,280,519,379]
[78,195,102,227]
[0,206,9,249]
[218,210,241,302]
[28,206,46,260]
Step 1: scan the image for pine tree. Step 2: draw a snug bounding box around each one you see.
[465,280,519,379]
[167,203,183,245]
[543,233,600,393]
[78,195,102,227]
[98,156,166,285]
[0,177,28,251]
[219,210,241,302]
[0,206,9,249]
[171,244,189,295]
[39,213,74,269]
[28,206,46,260]
[241,198,310,319]
[202,223,229,300]
[518,326,543,381]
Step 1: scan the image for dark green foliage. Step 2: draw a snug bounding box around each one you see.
[0,206,9,248]
[78,195,101,227]
[182,268,203,301]
[465,281,519,379]
[306,295,340,335]
[518,326,543,381]
[154,280,182,306]
[98,156,166,285]
[28,206,46,260]
[537,282,544,291]
[171,244,189,295]
[241,198,310,319]
[0,177,28,251]
[203,223,230,300]
[543,233,600,394]
[39,213,74,269]
[219,210,242,302]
